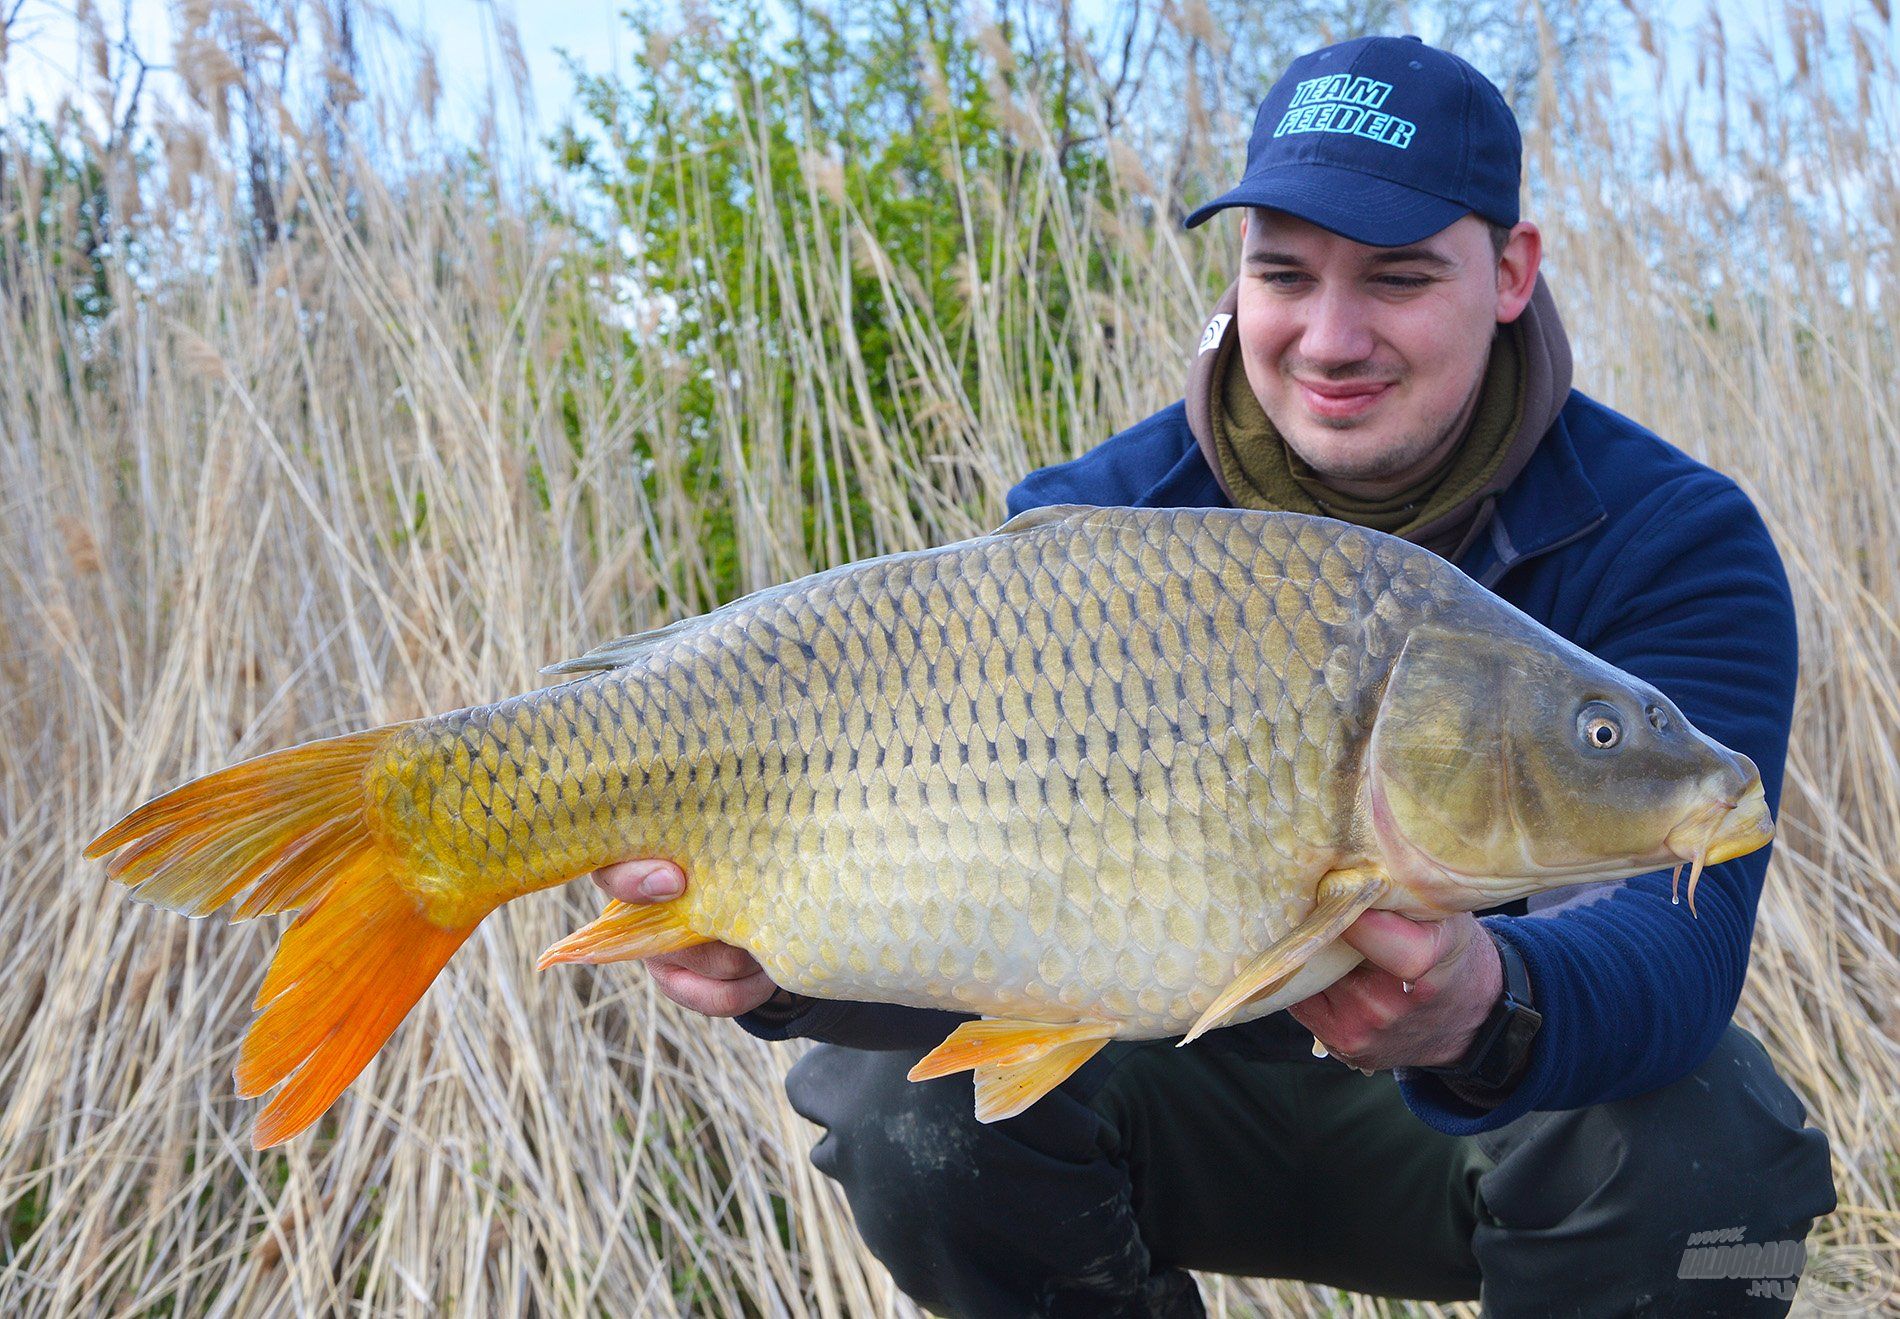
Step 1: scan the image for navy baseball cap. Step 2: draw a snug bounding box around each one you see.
[1184,35,1521,246]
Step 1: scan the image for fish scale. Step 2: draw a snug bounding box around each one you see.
[367,506,1434,1035]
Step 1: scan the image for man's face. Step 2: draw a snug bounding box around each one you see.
[1235,209,1538,491]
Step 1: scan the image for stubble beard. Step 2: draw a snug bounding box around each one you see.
[1288,404,1464,484]
[1281,367,1485,485]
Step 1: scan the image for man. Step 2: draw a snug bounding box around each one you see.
[594,35,1837,1317]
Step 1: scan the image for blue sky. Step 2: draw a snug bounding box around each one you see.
[1,0,629,142]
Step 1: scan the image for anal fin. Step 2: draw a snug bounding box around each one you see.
[908,1019,1115,1123]
[1180,866,1389,1045]
[536,898,710,969]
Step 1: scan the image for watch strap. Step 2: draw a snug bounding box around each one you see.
[1417,930,1541,1090]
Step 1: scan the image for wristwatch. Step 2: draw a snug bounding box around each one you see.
[1417,931,1541,1090]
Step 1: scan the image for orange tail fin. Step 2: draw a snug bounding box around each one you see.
[85,726,493,1149]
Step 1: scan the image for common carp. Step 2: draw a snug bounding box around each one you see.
[86,506,1773,1147]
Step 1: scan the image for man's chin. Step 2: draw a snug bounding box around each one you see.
[1305,412,1377,433]
[1281,418,1460,485]
[1284,425,1418,474]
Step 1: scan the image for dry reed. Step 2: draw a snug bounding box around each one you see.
[0,1,1893,1315]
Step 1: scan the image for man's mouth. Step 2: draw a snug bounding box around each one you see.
[1295,377,1396,421]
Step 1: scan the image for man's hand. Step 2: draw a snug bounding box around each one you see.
[1286,910,1502,1073]
[591,860,782,1017]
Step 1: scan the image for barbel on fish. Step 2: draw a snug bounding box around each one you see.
[86,506,1773,1147]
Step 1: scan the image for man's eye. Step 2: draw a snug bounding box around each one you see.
[1256,271,1308,287]
[1375,274,1432,289]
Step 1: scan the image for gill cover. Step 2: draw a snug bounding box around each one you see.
[1368,621,1759,896]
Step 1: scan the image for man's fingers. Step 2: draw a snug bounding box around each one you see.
[1338,909,1469,984]
[592,858,686,903]
[650,941,762,981]
[579,859,777,1018]
[1291,962,1421,1053]
[648,963,778,1018]
[1287,991,1341,1041]
[1321,962,1420,1029]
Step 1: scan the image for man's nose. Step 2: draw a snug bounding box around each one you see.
[1298,288,1377,369]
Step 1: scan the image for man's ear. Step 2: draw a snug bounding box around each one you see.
[1496,221,1542,324]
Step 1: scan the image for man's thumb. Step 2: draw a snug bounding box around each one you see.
[594,858,686,903]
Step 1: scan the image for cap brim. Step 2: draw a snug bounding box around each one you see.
[1183,163,1469,247]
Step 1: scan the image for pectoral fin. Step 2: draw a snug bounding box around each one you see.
[908,1019,1115,1123]
[1180,867,1390,1045]
[535,899,709,969]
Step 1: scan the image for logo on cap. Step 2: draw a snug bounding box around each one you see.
[1273,74,1416,149]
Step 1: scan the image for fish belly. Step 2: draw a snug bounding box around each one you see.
[735,850,1350,1038]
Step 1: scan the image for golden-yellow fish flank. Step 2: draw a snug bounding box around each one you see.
[384,507,1427,1024]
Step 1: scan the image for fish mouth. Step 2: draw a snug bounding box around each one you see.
[1662,777,1774,915]
[1667,777,1774,866]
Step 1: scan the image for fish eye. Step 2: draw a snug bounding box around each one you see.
[1645,704,1671,733]
[1577,702,1623,751]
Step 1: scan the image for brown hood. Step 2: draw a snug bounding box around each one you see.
[1184,273,1573,561]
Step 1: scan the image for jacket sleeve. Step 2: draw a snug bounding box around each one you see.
[1395,475,1798,1135]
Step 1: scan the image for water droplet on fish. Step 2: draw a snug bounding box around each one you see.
[1311,1038,1328,1059]
[1401,981,1413,993]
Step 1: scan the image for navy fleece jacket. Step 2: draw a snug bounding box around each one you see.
[739,389,1797,1138]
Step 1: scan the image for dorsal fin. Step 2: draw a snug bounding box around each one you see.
[990,504,1099,536]
[540,556,866,677]
[540,615,705,676]
[546,506,1104,677]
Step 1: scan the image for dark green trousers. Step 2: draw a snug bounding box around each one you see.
[786,1023,1835,1317]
